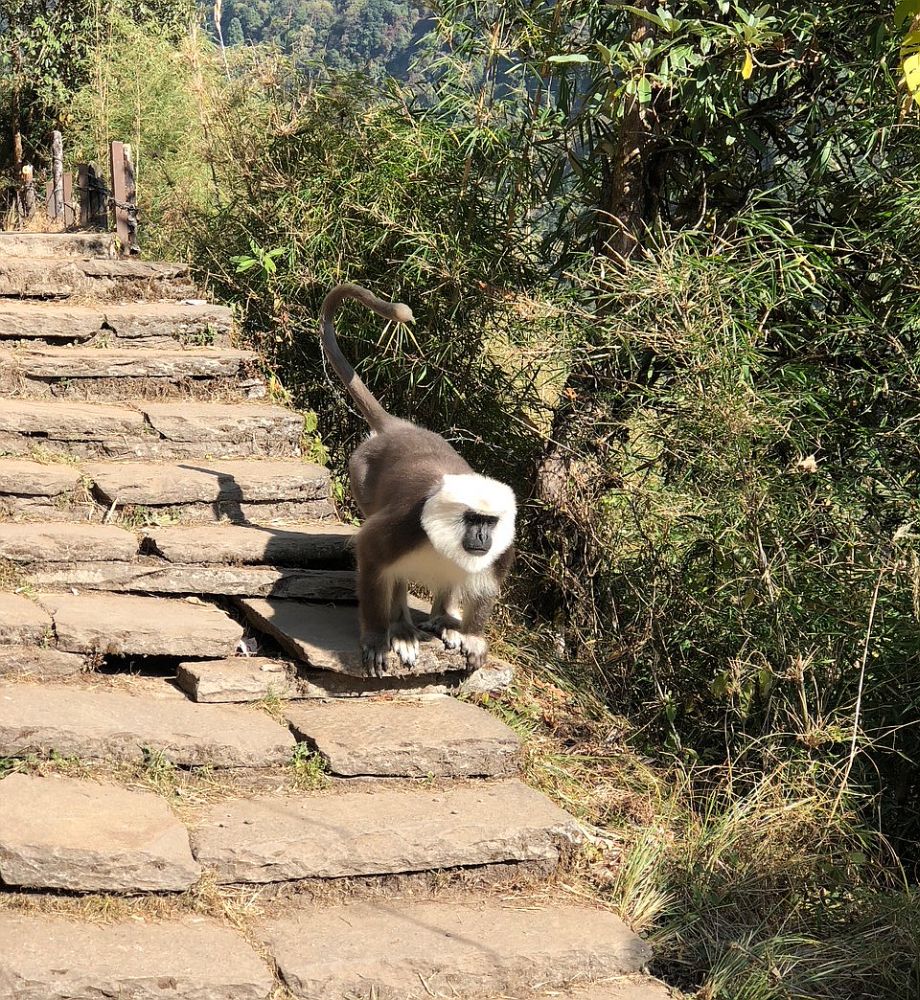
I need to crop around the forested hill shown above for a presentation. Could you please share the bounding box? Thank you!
[212,0,427,76]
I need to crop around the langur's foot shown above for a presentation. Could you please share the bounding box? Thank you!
[459,633,489,669]
[389,621,421,667]
[361,631,390,677]
[419,614,463,650]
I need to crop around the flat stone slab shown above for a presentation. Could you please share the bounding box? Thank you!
[102,301,233,342]
[261,899,650,999]
[192,779,579,883]
[0,397,145,440]
[36,592,242,656]
[0,300,232,344]
[2,345,256,379]
[0,301,105,340]
[0,914,273,1000]
[27,562,356,600]
[0,773,200,892]
[88,458,330,505]
[0,592,52,644]
[235,598,465,677]
[0,522,138,562]
[0,257,190,299]
[176,657,499,702]
[143,401,302,443]
[0,457,82,496]
[0,644,83,677]
[146,522,355,564]
[178,657,299,702]
[0,231,115,258]
[0,682,296,767]
[285,695,520,777]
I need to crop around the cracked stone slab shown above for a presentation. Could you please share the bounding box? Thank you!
[0,457,82,496]
[0,644,83,677]
[0,397,145,440]
[192,779,580,884]
[103,302,233,343]
[0,257,190,299]
[27,562,356,600]
[0,231,115,258]
[285,695,520,777]
[0,522,138,563]
[0,681,296,767]
[0,772,200,892]
[235,598,465,677]
[1,346,256,380]
[177,657,299,702]
[261,898,650,1000]
[176,657,493,702]
[145,522,356,565]
[0,302,106,340]
[0,914,273,1000]
[0,593,52,645]
[36,592,242,656]
[87,459,331,506]
[141,401,302,443]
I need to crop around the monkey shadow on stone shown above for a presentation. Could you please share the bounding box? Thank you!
[170,465,467,680]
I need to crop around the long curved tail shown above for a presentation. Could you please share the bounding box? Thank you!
[319,283,414,433]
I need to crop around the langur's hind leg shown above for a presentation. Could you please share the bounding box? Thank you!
[356,554,392,677]
[388,578,425,668]
[419,589,463,650]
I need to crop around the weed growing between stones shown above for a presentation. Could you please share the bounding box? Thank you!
[289,744,329,791]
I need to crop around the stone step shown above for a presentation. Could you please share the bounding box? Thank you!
[0,520,355,599]
[0,458,86,520]
[192,779,579,884]
[27,560,356,600]
[235,597,465,677]
[176,656,512,703]
[0,345,262,399]
[261,898,649,999]
[0,592,53,644]
[145,522,355,564]
[0,255,194,300]
[0,300,233,346]
[85,459,334,523]
[0,914,273,999]
[284,695,520,777]
[32,591,243,656]
[0,681,295,767]
[0,772,200,892]
[0,398,303,459]
[0,521,138,562]
[0,231,116,258]
[0,644,84,678]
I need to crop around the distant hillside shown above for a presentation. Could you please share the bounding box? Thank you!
[213,0,427,78]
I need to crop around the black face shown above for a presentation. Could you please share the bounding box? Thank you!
[462,511,499,555]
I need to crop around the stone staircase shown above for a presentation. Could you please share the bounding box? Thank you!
[0,232,671,1000]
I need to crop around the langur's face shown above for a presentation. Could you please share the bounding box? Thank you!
[461,511,499,555]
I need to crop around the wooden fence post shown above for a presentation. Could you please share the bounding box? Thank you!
[123,143,138,250]
[109,141,130,253]
[50,130,64,222]
[19,165,35,222]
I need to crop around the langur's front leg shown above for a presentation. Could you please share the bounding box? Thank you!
[419,589,463,651]
[457,591,497,669]
[388,578,426,668]
[356,557,392,677]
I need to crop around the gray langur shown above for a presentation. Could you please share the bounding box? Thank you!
[320,283,516,674]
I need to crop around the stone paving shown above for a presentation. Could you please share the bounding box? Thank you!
[0,233,672,999]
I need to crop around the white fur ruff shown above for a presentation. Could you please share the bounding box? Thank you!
[420,473,516,575]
